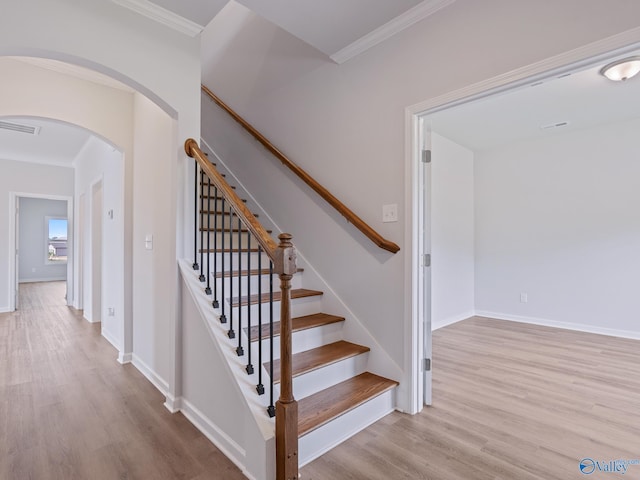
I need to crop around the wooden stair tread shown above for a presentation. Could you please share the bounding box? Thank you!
[200,195,247,202]
[265,340,369,384]
[200,210,259,217]
[247,313,343,342]
[199,227,273,234]
[298,372,398,437]
[216,267,303,279]
[199,248,261,253]
[230,288,322,307]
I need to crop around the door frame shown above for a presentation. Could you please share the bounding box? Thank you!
[9,192,74,311]
[403,29,640,412]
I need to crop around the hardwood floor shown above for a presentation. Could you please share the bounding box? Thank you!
[0,282,245,480]
[302,316,640,480]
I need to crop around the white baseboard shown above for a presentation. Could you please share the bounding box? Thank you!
[83,314,99,324]
[0,306,10,313]
[19,277,66,283]
[179,398,249,476]
[131,354,170,395]
[118,352,133,364]
[476,310,640,340]
[432,311,475,331]
[164,393,181,413]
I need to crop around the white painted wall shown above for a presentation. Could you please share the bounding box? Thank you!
[475,117,640,337]
[1,0,200,397]
[18,197,69,283]
[75,137,124,349]
[201,0,640,409]
[431,133,474,330]
[132,93,179,391]
[0,158,73,312]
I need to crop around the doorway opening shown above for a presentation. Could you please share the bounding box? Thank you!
[11,194,73,311]
[407,39,640,410]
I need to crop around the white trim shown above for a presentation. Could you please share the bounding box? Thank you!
[330,0,455,64]
[111,0,204,37]
[0,306,10,313]
[110,0,204,37]
[131,353,170,395]
[83,314,99,324]
[118,352,133,364]
[18,277,67,283]
[432,311,474,331]
[404,27,640,416]
[476,311,640,341]
[407,27,640,116]
[178,398,251,477]
[164,393,181,414]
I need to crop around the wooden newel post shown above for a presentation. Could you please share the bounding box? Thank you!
[275,233,299,480]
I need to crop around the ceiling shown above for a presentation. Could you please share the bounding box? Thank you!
[0,117,91,167]
[428,50,640,151]
[112,0,454,62]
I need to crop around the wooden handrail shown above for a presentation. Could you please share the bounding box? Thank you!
[185,138,278,261]
[201,85,401,254]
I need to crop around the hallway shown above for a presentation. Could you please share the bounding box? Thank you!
[0,282,245,480]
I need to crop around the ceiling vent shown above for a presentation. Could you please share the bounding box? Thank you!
[0,120,41,135]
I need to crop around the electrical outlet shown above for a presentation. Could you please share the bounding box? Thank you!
[520,293,528,303]
[382,204,398,223]
[108,307,115,316]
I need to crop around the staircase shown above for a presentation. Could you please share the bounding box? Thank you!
[195,168,398,469]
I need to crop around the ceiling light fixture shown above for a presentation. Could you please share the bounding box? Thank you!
[600,56,640,81]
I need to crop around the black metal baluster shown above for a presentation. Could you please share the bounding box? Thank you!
[192,163,199,270]
[256,246,264,395]
[219,198,227,324]
[205,178,212,295]
[228,203,235,339]
[212,186,219,308]
[199,172,205,282]
[246,232,253,373]
[267,259,275,418]
[236,214,243,356]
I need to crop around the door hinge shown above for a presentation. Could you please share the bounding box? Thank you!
[423,358,431,371]
[421,254,431,267]
[421,149,431,163]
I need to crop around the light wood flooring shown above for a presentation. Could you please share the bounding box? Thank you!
[0,281,245,480]
[302,316,640,480]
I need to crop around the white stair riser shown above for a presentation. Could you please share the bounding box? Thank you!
[298,389,396,467]
[205,252,271,270]
[291,353,368,400]
[253,322,344,361]
[222,297,323,326]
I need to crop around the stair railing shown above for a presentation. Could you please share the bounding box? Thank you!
[202,85,401,254]
[185,138,299,480]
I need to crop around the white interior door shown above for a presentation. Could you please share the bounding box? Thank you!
[420,117,433,405]
[14,197,20,310]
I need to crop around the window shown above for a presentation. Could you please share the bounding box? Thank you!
[46,217,68,264]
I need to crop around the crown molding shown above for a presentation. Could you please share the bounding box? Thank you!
[111,0,204,37]
[330,0,456,64]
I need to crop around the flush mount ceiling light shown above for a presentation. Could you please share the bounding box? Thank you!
[600,56,640,81]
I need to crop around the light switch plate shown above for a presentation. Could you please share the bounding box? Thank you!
[382,204,398,223]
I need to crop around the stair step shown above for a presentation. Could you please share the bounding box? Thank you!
[247,313,344,342]
[265,340,369,384]
[230,288,322,307]
[217,267,303,279]
[200,195,247,202]
[200,210,259,217]
[199,227,273,234]
[298,372,398,437]
[199,248,261,253]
